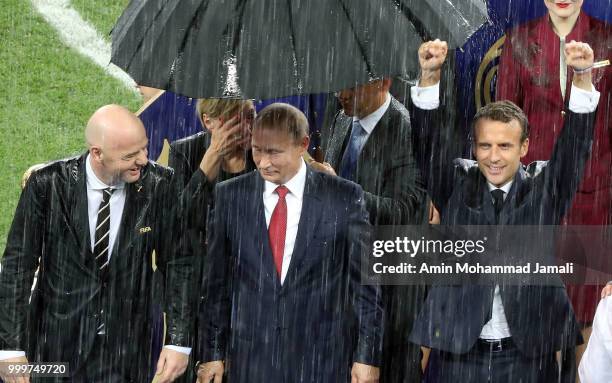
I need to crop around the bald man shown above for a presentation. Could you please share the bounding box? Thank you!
[0,105,191,383]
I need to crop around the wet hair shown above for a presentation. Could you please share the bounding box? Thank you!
[253,103,309,143]
[472,100,529,143]
[196,98,254,127]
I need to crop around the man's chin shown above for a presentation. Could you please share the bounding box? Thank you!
[485,175,511,188]
[122,170,141,183]
[258,171,280,184]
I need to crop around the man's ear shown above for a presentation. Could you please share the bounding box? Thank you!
[300,136,310,153]
[520,138,529,158]
[382,78,392,91]
[90,146,103,162]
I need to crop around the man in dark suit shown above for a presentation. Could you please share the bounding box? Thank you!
[0,105,191,383]
[196,103,383,383]
[314,78,427,382]
[408,40,599,382]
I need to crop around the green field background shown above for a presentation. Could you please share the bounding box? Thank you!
[0,0,138,252]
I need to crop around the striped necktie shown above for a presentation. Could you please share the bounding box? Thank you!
[94,188,114,271]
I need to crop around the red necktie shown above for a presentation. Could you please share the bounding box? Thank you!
[269,185,289,278]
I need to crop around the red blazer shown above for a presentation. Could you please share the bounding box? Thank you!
[496,12,612,225]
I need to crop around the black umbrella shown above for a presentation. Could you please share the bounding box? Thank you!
[398,0,488,49]
[111,0,487,99]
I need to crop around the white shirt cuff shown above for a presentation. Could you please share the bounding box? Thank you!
[410,82,440,110]
[0,350,26,360]
[164,345,192,355]
[569,84,600,113]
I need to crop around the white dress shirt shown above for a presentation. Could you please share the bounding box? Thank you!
[579,297,612,383]
[479,181,513,340]
[263,159,307,285]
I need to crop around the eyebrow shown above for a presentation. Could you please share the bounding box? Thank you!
[123,141,148,158]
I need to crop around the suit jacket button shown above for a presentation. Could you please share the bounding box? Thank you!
[561,110,566,116]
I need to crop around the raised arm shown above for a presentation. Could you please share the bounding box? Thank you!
[409,40,466,212]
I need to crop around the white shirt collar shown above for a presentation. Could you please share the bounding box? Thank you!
[263,158,307,200]
[86,154,125,191]
[352,93,391,134]
[487,179,513,195]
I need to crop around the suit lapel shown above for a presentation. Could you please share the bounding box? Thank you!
[326,115,352,170]
[109,172,152,269]
[282,168,323,287]
[463,171,496,225]
[67,155,93,259]
[247,173,281,288]
[500,170,527,224]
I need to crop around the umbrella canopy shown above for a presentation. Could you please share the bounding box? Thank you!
[111,0,487,99]
[398,0,488,48]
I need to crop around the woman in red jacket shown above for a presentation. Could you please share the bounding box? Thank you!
[496,0,612,355]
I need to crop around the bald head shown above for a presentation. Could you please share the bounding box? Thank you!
[86,104,144,149]
[86,104,149,185]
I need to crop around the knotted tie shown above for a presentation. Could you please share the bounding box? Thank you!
[269,185,289,278]
[491,189,505,223]
[339,120,368,181]
[94,188,114,271]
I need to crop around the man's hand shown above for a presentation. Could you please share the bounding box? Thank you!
[351,362,379,383]
[0,356,30,383]
[196,360,224,383]
[418,39,448,87]
[153,348,189,383]
[565,40,594,91]
[307,159,337,176]
[428,202,441,225]
[601,282,612,299]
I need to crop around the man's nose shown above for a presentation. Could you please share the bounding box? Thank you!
[258,154,271,169]
[490,147,501,162]
[136,150,148,166]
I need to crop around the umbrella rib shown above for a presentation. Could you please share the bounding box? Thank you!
[337,0,374,79]
[284,0,302,91]
[168,1,213,88]
[396,0,434,42]
[227,0,248,56]
[118,1,168,71]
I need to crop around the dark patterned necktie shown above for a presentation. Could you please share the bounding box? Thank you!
[94,188,114,271]
[491,189,505,223]
[339,120,368,181]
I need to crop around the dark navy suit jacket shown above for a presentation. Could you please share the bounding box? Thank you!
[200,167,383,383]
[408,102,596,357]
